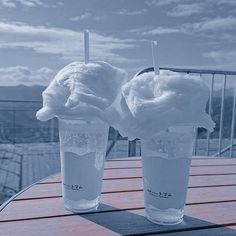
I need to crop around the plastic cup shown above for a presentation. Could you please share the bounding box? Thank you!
[141,126,195,225]
[58,117,109,213]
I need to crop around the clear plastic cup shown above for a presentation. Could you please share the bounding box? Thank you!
[58,117,109,213]
[141,126,195,225]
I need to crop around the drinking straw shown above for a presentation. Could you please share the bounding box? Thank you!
[152,41,159,75]
[84,30,89,64]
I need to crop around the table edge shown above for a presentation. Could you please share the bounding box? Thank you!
[0,172,60,212]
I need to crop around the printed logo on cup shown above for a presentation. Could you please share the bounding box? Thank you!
[147,189,172,199]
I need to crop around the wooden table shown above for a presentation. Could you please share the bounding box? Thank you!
[1,157,236,235]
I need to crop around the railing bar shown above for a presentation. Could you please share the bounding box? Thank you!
[218,74,227,155]
[165,68,236,76]
[207,74,214,156]
[193,128,198,156]
[193,73,202,155]
[128,140,136,157]
[50,118,55,142]
[0,100,42,103]
[230,78,236,158]
[19,155,23,191]
[106,129,119,157]
[137,67,236,76]
[193,110,197,154]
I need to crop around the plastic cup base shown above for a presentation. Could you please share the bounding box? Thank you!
[65,204,99,213]
[146,214,183,225]
[145,207,184,225]
[64,197,100,213]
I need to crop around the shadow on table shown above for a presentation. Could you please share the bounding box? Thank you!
[79,204,236,235]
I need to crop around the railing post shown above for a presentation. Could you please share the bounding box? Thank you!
[13,109,16,144]
[218,74,227,155]
[230,78,236,158]
[106,128,118,158]
[193,73,202,155]
[19,154,23,191]
[128,140,136,157]
[207,74,214,156]
[50,118,55,142]
[193,128,198,156]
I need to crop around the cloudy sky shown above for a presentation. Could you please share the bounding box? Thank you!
[0,0,236,86]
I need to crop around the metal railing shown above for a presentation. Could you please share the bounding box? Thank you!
[0,100,57,143]
[0,66,236,157]
[0,147,23,204]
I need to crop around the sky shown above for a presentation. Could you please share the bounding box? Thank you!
[0,0,236,86]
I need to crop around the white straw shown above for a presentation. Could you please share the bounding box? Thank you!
[152,41,159,75]
[84,30,89,64]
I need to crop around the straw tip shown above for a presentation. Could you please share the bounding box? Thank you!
[153,41,157,46]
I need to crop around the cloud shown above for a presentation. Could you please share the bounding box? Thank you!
[184,16,236,32]
[0,0,43,8]
[0,65,55,86]
[70,11,103,21]
[128,25,182,36]
[0,21,142,67]
[114,8,147,16]
[146,0,181,7]
[130,15,236,39]
[203,51,226,63]
[204,50,236,63]
[0,0,15,7]
[167,3,205,17]
[202,50,236,78]
[127,26,153,34]
[70,12,92,21]
[215,0,236,6]
[0,0,62,8]
[141,26,181,35]
[147,0,236,8]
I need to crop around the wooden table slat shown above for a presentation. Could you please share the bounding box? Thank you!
[0,214,119,236]
[40,164,236,184]
[1,157,236,235]
[105,157,236,168]
[1,204,236,236]
[1,184,236,222]
[12,174,236,201]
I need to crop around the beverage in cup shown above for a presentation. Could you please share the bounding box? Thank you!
[59,117,109,212]
[141,126,195,225]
